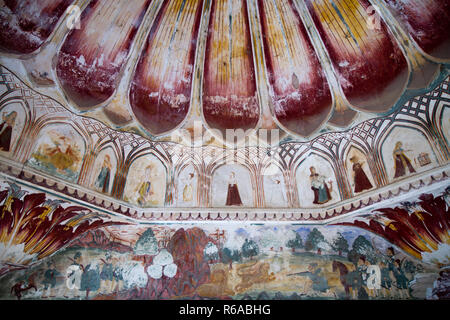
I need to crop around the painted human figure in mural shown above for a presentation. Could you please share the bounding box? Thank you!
[392,259,410,299]
[350,156,373,193]
[297,263,329,293]
[393,142,416,178]
[365,259,381,298]
[266,175,286,206]
[32,129,82,178]
[0,111,17,152]
[42,260,61,298]
[225,171,243,206]
[137,164,155,206]
[64,252,84,299]
[309,166,332,204]
[80,259,100,299]
[356,256,369,299]
[379,260,392,298]
[100,253,114,294]
[95,154,112,194]
[113,259,124,293]
[346,263,361,299]
[183,173,194,203]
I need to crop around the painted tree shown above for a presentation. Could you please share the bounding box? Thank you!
[241,238,259,260]
[221,247,242,267]
[348,235,378,264]
[332,232,349,256]
[286,232,303,252]
[134,228,158,256]
[304,228,325,254]
[204,242,219,263]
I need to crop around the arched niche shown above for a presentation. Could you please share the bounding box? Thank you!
[381,126,438,182]
[90,146,118,195]
[295,153,340,207]
[263,164,288,208]
[345,146,375,195]
[211,163,254,207]
[176,164,197,207]
[0,101,27,156]
[123,154,167,207]
[26,123,86,183]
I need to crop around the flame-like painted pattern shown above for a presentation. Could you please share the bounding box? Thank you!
[0,0,74,54]
[203,0,260,132]
[0,186,126,277]
[383,0,450,60]
[305,0,408,112]
[258,0,332,137]
[130,0,204,135]
[56,0,151,109]
[336,193,450,261]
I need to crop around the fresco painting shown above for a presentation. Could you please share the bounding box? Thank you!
[0,0,449,302]
[91,148,117,195]
[381,127,437,182]
[26,125,85,183]
[123,155,166,207]
[0,103,25,155]
[263,166,288,208]
[0,185,448,300]
[176,165,197,207]
[442,106,450,145]
[296,154,339,207]
[345,148,375,195]
[211,164,253,207]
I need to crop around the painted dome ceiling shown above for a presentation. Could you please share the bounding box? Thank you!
[1,0,449,145]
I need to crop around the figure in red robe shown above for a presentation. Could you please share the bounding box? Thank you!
[0,111,17,152]
[350,156,373,193]
[225,172,243,206]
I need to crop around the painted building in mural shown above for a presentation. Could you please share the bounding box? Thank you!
[0,0,449,300]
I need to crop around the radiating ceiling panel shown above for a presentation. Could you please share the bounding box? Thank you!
[383,0,450,60]
[258,0,332,137]
[305,0,409,113]
[56,0,152,109]
[130,0,204,136]
[203,0,260,133]
[0,0,74,54]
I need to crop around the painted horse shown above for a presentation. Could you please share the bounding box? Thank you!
[332,260,350,298]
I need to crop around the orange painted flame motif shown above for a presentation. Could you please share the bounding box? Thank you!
[335,191,450,262]
[0,185,127,277]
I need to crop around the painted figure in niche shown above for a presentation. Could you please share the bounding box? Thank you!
[30,129,82,179]
[42,260,62,298]
[136,164,155,206]
[226,171,243,206]
[95,155,112,194]
[0,111,17,152]
[309,166,332,204]
[266,175,286,206]
[350,156,373,193]
[183,173,194,202]
[393,142,416,178]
